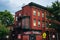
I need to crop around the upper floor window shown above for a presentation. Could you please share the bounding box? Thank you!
[38,20,40,27]
[33,10,36,16]
[33,19,36,26]
[22,19,25,27]
[42,22,44,28]
[16,17,18,21]
[42,13,44,17]
[19,14,21,16]
[18,22,21,26]
[38,12,40,16]
[46,23,48,27]
[25,18,30,27]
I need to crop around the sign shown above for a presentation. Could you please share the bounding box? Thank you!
[42,32,47,39]
[24,32,31,34]
[32,31,41,34]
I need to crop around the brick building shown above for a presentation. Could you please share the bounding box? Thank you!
[13,2,58,40]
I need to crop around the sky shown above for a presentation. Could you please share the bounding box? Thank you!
[0,0,60,15]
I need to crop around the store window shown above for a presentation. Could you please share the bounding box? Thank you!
[33,19,36,26]
[38,20,40,27]
[33,10,36,16]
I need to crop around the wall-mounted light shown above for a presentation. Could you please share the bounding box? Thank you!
[49,23,51,25]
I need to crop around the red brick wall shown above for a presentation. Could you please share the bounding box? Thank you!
[36,35,42,40]
[15,5,47,30]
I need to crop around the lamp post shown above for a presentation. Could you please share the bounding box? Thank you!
[6,35,9,40]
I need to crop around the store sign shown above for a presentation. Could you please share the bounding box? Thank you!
[24,32,31,34]
[32,31,40,34]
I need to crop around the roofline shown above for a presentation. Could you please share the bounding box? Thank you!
[28,2,47,10]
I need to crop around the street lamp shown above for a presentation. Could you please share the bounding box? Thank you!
[6,35,9,40]
[49,23,51,25]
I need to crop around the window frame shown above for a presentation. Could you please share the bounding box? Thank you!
[33,10,36,16]
[42,12,44,18]
[42,22,45,28]
[38,20,40,27]
[33,19,36,26]
[38,11,40,16]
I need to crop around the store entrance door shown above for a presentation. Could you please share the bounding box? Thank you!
[29,34,36,40]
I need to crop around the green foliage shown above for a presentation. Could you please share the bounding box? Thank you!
[0,10,13,38]
[47,1,60,21]
[0,24,10,37]
[47,1,60,30]
[0,10,14,26]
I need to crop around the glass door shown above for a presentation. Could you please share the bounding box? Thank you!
[29,34,36,40]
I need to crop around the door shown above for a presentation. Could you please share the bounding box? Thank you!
[36,35,42,40]
[23,35,29,40]
[29,34,36,40]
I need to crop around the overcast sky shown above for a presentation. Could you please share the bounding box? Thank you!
[0,0,60,15]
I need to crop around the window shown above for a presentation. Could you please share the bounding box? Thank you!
[42,13,44,17]
[46,23,48,27]
[22,18,30,29]
[38,20,40,27]
[33,19,36,26]
[19,14,21,16]
[16,17,18,21]
[42,22,44,28]
[18,22,21,26]
[22,19,25,28]
[33,10,36,16]
[38,12,40,16]
[25,18,30,28]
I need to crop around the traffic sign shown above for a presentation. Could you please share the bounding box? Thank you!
[42,32,47,39]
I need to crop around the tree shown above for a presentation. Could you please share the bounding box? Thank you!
[0,23,10,39]
[47,1,60,21]
[47,1,60,30]
[0,10,14,27]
